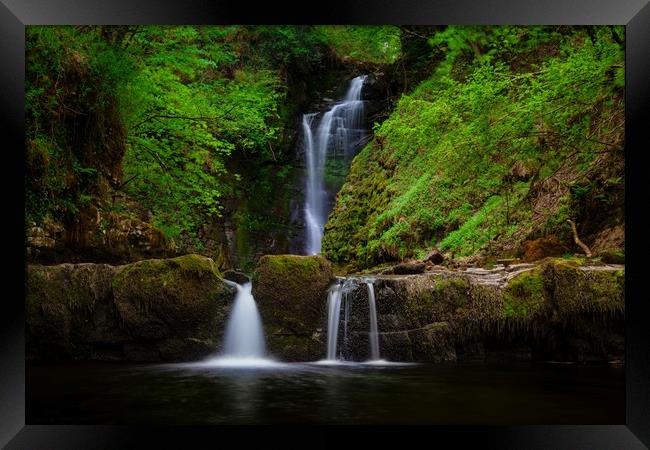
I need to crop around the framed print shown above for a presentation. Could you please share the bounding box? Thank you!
[1,0,649,447]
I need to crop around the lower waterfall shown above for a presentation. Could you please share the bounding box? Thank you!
[324,277,384,362]
[366,281,380,361]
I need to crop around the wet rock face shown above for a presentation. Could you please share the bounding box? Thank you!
[384,262,427,275]
[26,254,236,362]
[26,212,176,265]
[112,255,234,344]
[252,255,335,361]
[26,254,624,364]
[222,270,250,285]
[26,263,122,360]
[328,259,624,363]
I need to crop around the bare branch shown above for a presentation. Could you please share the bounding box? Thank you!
[567,219,592,257]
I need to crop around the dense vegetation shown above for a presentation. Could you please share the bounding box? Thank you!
[26,25,401,260]
[322,26,624,270]
[26,25,624,272]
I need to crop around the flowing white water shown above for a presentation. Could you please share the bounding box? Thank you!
[325,281,344,360]
[366,281,380,361]
[302,113,323,255]
[223,281,266,358]
[323,277,386,362]
[303,75,367,255]
[200,281,275,368]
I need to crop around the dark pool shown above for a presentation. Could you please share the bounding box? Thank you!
[26,360,624,425]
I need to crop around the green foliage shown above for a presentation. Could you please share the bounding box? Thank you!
[439,196,504,255]
[25,26,135,223]
[323,26,624,269]
[118,26,293,241]
[315,26,402,64]
[26,25,405,250]
[26,25,624,268]
[245,26,326,68]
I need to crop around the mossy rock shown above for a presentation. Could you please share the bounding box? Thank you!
[542,258,624,316]
[408,322,456,362]
[252,254,334,341]
[26,263,116,314]
[26,263,121,359]
[112,254,234,342]
[320,258,624,363]
[375,274,473,329]
[598,249,625,265]
[27,255,237,361]
[503,269,546,319]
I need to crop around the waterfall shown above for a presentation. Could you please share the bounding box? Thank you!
[222,281,266,359]
[323,277,384,362]
[366,281,380,361]
[303,75,367,255]
[303,113,322,255]
[196,281,285,368]
[325,281,344,360]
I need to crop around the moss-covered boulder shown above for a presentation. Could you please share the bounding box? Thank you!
[26,263,121,360]
[252,254,334,360]
[541,258,624,316]
[26,254,236,362]
[112,255,232,341]
[503,268,546,319]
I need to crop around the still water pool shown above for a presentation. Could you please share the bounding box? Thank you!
[27,361,624,424]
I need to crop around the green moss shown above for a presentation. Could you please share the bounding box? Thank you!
[545,259,624,315]
[25,266,49,313]
[26,264,115,316]
[252,254,334,336]
[399,275,471,325]
[503,269,546,319]
[322,27,624,269]
[114,254,219,287]
[259,255,325,280]
[614,270,624,290]
[112,254,223,316]
[554,256,589,267]
[173,254,221,276]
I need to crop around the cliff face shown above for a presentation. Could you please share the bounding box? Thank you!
[213,67,397,272]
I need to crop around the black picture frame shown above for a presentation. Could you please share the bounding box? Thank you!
[2,0,649,447]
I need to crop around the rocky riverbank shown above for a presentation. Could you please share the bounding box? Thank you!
[341,259,624,363]
[25,254,624,364]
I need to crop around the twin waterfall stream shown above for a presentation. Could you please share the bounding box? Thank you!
[326,278,382,362]
[211,75,384,366]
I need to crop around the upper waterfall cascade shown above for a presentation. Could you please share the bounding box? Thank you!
[303,75,368,255]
